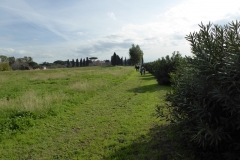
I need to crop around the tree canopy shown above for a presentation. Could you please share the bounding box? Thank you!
[89,57,98,60]
[129,44,143,65]
[0,55,8,62]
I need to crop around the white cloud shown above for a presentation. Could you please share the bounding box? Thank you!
[106,0,240,58]
[0,0,72,41]
[0,48,15,54]
[1,0,240,63]
[157,0,240,29]
[0,48,35,58]
[107,12,116,20]
[76,32,83,36]
[36,54,54,58]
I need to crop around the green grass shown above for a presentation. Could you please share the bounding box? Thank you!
[0,66,196,160]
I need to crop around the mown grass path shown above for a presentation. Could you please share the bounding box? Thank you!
[0,68,170,160]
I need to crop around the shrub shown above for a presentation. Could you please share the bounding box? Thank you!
[0,63,12,71]
[144,52,182,85]
[163,21,240,159]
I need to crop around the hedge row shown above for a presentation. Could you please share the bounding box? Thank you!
[144,52,183,85]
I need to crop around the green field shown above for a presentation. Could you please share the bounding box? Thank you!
[0,66,195,160]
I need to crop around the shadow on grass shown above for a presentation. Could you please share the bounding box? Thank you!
[140,76,156,81]
[127,73,170,93]
[105,124,197,160]
[127,83,170,93]
[136,72,153,77]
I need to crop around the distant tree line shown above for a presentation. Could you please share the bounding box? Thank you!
[50,57,93,68]
[65,57,90,67]
[111,52,123,65]
[0,55,39,71]
[111,52,131,66]
[0,50,134,71]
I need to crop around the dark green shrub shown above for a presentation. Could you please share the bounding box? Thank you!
[144,52,182,85]
[8,111,36,130]
[0,111,37,141]
[164,21,240,159]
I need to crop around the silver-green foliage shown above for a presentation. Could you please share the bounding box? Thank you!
[166,21,240,159]
[129,44,143,65]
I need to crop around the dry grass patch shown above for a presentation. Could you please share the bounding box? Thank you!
[0,75,9,83]
[29,71,68,81]
[69,79,109,93]
[69,81,92,92]
[0,90,67,112]
[104,67,127,76]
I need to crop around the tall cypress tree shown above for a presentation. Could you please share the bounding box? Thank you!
[111,52,117,65]
[76,58,79,67]
[117,55,120,65]
[86,57,89,66]
[67,59,70,67]
[80,58,83,67]
[71,59,75,67]
[111,55,114,65]
[83,58,86,66]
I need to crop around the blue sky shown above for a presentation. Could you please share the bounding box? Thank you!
[0,0,240,63]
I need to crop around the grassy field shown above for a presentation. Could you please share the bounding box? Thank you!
[0,66,195,160]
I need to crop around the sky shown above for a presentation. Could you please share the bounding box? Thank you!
[0,0,240,64]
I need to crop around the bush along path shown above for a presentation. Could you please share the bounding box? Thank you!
[0,67,192,160]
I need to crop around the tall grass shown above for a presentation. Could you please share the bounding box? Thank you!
[0,66,130,109]
[0,66,133,140]
[0,66,197,159]
[0,90,67,112]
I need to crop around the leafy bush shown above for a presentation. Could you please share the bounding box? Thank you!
[144,52,182,85]
[8,111,36,130]
[163,21,240,159]
[0,63,12,71]
[0,111,37,141]
[28,61,40,69]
